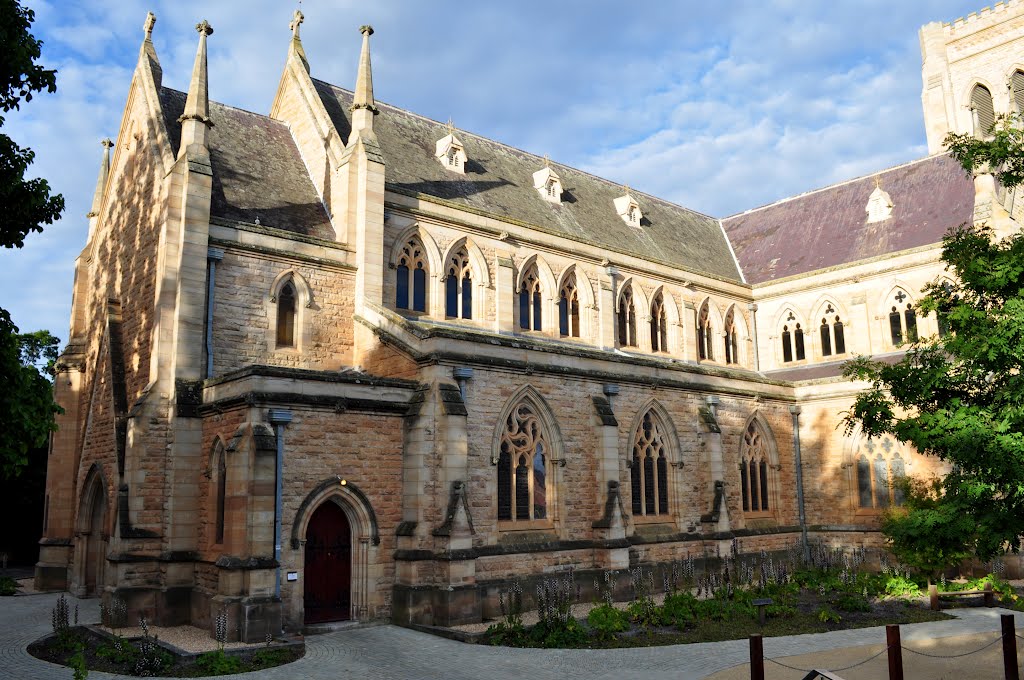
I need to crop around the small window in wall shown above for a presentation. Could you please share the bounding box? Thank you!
[818,304,846,357]
[276,282,296,348]
[518,268,543,331]
[396,238,428,313]
[697,302,713,361]
[1013,70,1024,115]
[887,291,916,345]
[558,275,580,338]
[650,293,668,352]
[779,312,805,362]
[445,248,473,319]
[724,307,739,365]
[618,286,637,347]
[971,83,995,137]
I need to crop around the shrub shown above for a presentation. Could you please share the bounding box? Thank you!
[196,648,242,675]
[661,591,698,627]
[0,576,19,596]
[884,574,922,598]
[132,616,171,677]
[69,643,89,680]
[817,606,841,624]
[96,636,138,666]
[833,592,872,613]
[586,604,629,639]
[529,617,588,648]
[252,647,293,668]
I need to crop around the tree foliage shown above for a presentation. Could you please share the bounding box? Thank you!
[0,1,63,479]
[0,0,64,247]
[843,121,1024,560]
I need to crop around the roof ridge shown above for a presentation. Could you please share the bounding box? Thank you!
[310,78,719,222]
[721,152,956,221]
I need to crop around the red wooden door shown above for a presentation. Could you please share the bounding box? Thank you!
[303,502,352,623]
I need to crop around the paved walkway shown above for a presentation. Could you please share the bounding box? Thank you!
[2,591,1022,679]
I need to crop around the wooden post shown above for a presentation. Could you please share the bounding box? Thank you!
[985,581,996,608]
[1002,614,1020,680]
[929,583,939,611]
[886,624,904,680]
[749,634,764,680]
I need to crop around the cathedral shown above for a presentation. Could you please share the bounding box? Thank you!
[35,4,1024,640]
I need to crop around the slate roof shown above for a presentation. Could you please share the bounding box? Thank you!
[159,88,335,240]
[312,80,743,282]
[721,154,974,284]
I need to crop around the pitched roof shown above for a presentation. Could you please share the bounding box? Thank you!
[721,154,974,284]
[312,80,743,282]
[159,87,334,240]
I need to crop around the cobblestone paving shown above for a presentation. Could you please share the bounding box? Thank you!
[3,592,1022,679]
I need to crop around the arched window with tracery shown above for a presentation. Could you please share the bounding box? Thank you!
[887,290,917,345]
[650,293,668,352]
[276,281,296,348]
[971,83,995,137]
[724,307,739,365]
[558,275,580,338]
[818,303,846,357]
[630,410,670,517]
[212,441,226,545]
[855,436,907,510]
[740,420,772,514]
[936,280,955,338]
[497,401,550,522]
[1013,70,1024,115]
[779,311,805,363]
[518,267,543,331]
[696,302,713,360]
[396,238,428,313]
[445,247,473,319]
[618,286,637,347]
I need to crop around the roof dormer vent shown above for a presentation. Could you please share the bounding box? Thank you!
[865,177,893,223]
[532,156,562,204]
[613,187,642,226]
[435,119,467,174]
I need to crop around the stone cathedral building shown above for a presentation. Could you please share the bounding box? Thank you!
[35,5,1024,640]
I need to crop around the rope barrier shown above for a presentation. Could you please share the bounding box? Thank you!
[901,634,1003,659]
[764,644,893,673]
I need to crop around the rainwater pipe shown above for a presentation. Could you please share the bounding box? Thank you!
[789,405,809,562]
[268,409,293,606]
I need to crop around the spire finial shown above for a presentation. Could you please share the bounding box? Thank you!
[874,176,881,189]
[350,24,379,131]
[543,154,550,168]
[446,117,455,135]
[290,9,304,38]
[87,139,115,221]
[143,11,156,40]
[177,19,214,155]
[623,184,631,196]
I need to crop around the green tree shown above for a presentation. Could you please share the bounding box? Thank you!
[0,0,63,479]
[844,114,1024,560]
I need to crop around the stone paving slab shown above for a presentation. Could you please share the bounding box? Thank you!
[2,592,1022,679]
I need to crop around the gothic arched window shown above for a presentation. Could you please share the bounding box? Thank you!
[740,421,772,514]
[817,304,846,357]
[856,438,907,509]
[396,238,428,313]
[650,293,668,352]
[887,291,916,345]
[276,282,296,348]
[630,410,670,517]
[971,83,995,137]
[558,275,580,338]
[518,267,543,331]
[779,312,805,362]
[697,302,713,360]
[1013,70,1024,115]
[497,401,550,521]
[445,247,473,319]
[724,307,739,365]
[618,286,637,347]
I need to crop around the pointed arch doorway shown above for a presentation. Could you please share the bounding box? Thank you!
[303,502,352,624]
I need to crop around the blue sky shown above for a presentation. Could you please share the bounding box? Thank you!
[1,0,986,341]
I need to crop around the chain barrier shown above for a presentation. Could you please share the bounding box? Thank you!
[901,634,1003,659]
[764,644,893,673]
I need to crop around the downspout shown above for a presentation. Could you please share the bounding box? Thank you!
[268,409,293,611]
[790,405,809,562]
[204,248,223,378]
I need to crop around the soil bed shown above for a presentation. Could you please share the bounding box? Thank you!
[29,626,304,677]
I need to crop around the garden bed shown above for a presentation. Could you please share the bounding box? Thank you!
[465,548,1022,649]
[29,623,304,677]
